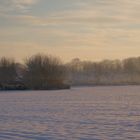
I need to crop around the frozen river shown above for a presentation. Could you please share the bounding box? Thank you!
[0,86,140,140]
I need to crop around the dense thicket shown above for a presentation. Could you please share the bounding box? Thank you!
[0,55,140,90]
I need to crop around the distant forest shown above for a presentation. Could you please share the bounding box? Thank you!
[0,54,140,90]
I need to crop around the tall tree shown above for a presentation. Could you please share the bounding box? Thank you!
[23,54,66,89]
[0,57,17,84]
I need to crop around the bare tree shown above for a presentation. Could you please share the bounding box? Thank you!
[0,57,17,85]
[23,54,67,89]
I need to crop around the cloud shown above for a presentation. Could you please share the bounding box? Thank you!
[11,0,39,10]
[0,0,140,61]
[0,0,39,13]
[1,0,140,28]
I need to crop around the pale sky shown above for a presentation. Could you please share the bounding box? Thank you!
[0,0,140,62]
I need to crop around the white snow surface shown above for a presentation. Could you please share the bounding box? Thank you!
[0,86,140,140]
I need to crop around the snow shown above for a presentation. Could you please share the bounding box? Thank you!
[0,86,140,139]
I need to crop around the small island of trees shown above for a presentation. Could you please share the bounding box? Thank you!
[0,54,69,90]
[0,54,140,90]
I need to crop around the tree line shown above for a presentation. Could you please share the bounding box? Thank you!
[0,54,68,90]
[67,57,140,85]
[0,54,140,90]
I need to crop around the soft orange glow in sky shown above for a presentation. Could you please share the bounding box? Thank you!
[0,0,140,62]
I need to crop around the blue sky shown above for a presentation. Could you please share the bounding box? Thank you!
[0,0,140,62]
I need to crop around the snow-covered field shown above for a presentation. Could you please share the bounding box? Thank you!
[0,86,140,140]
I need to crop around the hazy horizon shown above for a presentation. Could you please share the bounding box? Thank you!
[0,0,140,62]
